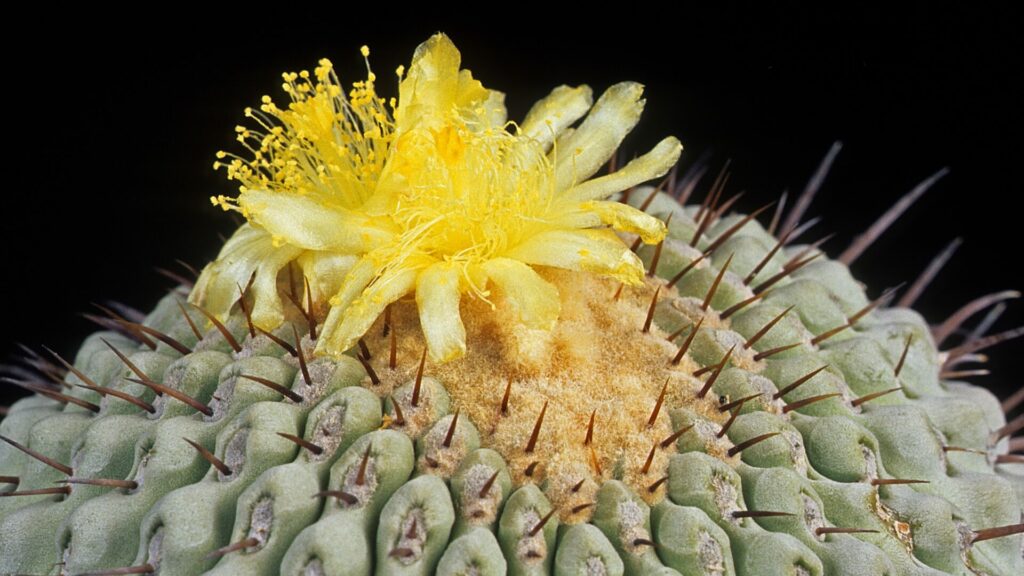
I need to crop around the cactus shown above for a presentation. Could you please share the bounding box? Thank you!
[2,33,1022,576]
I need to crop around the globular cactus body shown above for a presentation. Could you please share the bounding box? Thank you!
[2,33,1022,576]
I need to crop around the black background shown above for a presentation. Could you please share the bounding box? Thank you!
[2,8,1020,413]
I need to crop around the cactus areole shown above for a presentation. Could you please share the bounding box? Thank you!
[1,33,1022,576]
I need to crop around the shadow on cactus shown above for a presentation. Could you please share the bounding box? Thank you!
[1,32,1022,576]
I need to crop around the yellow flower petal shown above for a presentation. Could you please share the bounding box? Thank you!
[456,70,490,116]
[481,258,561,331]
[295,251,357,305]
[239,191,393,252]
[520,85,593,151]
[564,136,682,202]
[553,82,646,192]
[416,263,467,362]
[318,256,379,350]
[505,229,645,285]
[573,200,667,245]
[395,33,488,133]
[316,262,420,357]
[479,90,508,129]
[190,225,302,326]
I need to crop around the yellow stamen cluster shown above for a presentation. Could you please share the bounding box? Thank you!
[211,55,392,212]
[191,33,682,362]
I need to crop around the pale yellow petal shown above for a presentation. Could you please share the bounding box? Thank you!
[564,137,682,201]
[295,251,358,305]
[505,229,645,285]
[250,257,304,329]
[478,90,508,129]
[239,191,393,252]
[520,85,593,151]
[416,263,467,362]
[189,224,302,327]
[397,34,461,129]
[316,264,420,357]
[481,258,561,331]
[395,33,487,133]
[318,256,379,351]
[555,127,575,150]
[569,201,667,245]
[456,70,490,115]
[553,82,645,192]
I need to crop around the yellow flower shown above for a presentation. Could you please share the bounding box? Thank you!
[192,33,682,362]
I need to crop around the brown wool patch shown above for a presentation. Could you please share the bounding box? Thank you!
[360,269,732,517]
